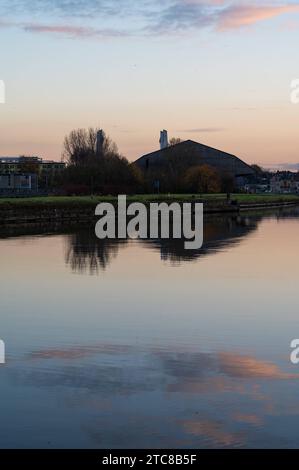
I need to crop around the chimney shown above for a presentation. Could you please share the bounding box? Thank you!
[96,129,104,157]
[159,129,169,150]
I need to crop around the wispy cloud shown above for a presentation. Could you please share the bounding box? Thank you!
[266,162,299,171]
[180,127,226,133]
[146,2,213,34]
[149,1,299,34]
[0,1,298,39]
[23,23,129,39]
[217,4,299,30]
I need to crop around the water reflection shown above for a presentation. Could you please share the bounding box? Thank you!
[1,207,299,448]
[142,214,257,263]
[64,214,258,273]
[1,207,298,274]
[5,341,299,448]
[63,208,299,272]
[65,232,126,273]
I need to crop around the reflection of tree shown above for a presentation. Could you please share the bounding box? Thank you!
[65,229,127,274]
[1,207,296,274]
[64,214,258,272]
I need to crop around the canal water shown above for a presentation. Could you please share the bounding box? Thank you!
[0,208,299,448]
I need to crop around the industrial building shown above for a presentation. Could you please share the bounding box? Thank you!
[0,156,65,176]
[0,156,65,195]
[135,130,255,188]
[0,173,38,195]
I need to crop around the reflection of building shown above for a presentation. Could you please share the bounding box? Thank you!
[64,214,258,273]
[141,214,258,264]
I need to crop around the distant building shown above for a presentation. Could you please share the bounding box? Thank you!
[135,131,255,188]
[0,156,65,195]
[0,173,38,195]
[270,174,299,194]
[0,156,65,177]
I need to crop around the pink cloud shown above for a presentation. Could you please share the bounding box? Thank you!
[218,352,299,379]
[23,23,127,38]
[0,19,128,39]
[182,419,243,446]
[217,4,299,30]
[24,24,97,37]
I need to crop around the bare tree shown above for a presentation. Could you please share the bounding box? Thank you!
[169,137,182,146]
[62,127,143,194]
[62,127,119,166]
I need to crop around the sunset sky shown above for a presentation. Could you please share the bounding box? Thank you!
[0,0,299,167]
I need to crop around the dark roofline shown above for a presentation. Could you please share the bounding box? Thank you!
[135,139,254,174]
[136,139,189,161]
[137,139,243,160]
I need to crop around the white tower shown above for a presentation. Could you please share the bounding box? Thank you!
[159,130,169,150]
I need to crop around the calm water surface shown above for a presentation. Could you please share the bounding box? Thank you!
[0,209,299,448]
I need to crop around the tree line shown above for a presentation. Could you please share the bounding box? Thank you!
[59,126,236,195]
[61,127,143,195]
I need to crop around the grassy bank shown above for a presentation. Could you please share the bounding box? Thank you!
[0,193,299,206]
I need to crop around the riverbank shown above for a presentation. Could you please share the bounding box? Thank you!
[0,194,298,225]
[1,193,299,206]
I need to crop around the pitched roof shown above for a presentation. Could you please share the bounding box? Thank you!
[135,139,255,177]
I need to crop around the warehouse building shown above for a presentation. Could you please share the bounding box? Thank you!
[135,130,255,188]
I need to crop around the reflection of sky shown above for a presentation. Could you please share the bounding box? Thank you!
[2,342,299,448]
[1,1,299,165]
[0,211,299,447]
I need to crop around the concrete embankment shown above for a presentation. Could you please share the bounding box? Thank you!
[0,198,298,226]
[239,201,298,211]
